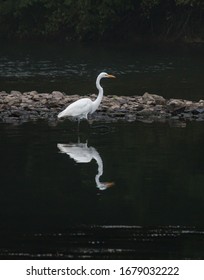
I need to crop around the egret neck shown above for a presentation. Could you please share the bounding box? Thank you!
[91,74,104,113]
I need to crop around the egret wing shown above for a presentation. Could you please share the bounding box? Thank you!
[58,98,92,118]
[57,144,93,163]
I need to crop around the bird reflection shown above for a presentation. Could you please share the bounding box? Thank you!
[57,142,114,190]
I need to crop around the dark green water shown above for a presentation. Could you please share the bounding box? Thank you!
[1,42,204,100]
[0,120,204,259]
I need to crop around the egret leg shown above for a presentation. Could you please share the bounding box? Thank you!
[77,118,80,133]
[88,119,93,125]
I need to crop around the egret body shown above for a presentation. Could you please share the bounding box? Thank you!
[57,72,115,121]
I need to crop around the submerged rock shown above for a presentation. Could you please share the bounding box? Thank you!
[0,90,204,124]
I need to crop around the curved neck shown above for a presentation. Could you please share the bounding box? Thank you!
[92,76,103,113]
[93,149,103,186]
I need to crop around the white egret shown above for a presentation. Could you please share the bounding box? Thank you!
[57,72,116,122]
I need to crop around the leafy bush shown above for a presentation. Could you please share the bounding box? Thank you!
[0,0,204,42]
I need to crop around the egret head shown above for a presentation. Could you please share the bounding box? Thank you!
[97,181,115,191]
[99,72,116,79]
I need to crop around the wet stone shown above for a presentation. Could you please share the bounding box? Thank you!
[10,110,25,117]
[167,99,186,110]
[142,92,155,103]
[137,107,154,116]
[52,91,64,100]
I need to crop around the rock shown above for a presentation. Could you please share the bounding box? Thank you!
[137,107,154,116]
[172,106,186,115]
[117,96,128,105]
[40,93,51,99]
[22,96,32,103]
[191,108,204,115]
[110,103,120,110]
[121,103,128,109]
[167,99,185,107]
[29,90,38,96]
[52,91,64,100]
[186,101,193,106]
[142,92,166,106]
[20,102,29,109]
[4,95,22,106]
[142,92,155,104]
[167,99,186,112]
[151,94,166,105]
[10,109,25,117]
[154,104,163,111]
[0,91,7,96]
[135,104,144,111]
[41,98,47,105]
[10,90,22,96]
[31,93,40,101]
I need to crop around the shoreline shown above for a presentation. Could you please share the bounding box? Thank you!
[1,91,204,125]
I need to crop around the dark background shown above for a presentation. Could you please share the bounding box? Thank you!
[1,0,204,43]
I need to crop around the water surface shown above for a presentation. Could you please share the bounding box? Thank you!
[0,120,204,259]
[1,42,204,101]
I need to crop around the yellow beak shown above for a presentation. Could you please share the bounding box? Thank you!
[104,182,115,188]
[107,74,116,78]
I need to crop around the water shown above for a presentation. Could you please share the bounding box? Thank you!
[0,120,204,259]
[0,42,204,259]
[1,42,204,100]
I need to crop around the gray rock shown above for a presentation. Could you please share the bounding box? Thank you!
[167,99,186,114]
[137,107,154,116]
[29,90,38,96]
[41,98,47,105]
[32,93,40,101]
[151,94,166,105]
[142,92,155,104]
[142,92,166,106]
[10,90,22,96]
[52,91,64,100]
[10,109,26,117]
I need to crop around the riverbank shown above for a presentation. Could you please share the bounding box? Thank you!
[1,91,204,125]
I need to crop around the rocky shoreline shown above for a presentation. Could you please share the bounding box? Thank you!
[1,90,204,125]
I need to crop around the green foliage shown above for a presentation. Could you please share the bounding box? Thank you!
[0,0,204,42]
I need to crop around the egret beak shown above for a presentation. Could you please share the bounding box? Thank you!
[104,182,115,188]
[97,181,115,191]
[107,74,116,78]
